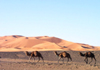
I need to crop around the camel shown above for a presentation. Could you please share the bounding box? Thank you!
[54,51,72,63]
[24,51,44,63]
[79,51,96,64]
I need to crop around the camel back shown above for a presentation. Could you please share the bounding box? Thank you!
[88,52,91,55]
[62,52,66,57]
[59,52,66,57]
[34,51,38,56]
[31,51,40,57]
[86,52,94,57]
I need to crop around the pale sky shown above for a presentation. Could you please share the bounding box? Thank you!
[0,0,100,46]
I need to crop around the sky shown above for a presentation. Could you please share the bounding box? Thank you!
[0,0,100,46]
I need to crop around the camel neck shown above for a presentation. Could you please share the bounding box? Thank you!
[54,52,59,56]
[80,52,85,57]
[25,51,31,56]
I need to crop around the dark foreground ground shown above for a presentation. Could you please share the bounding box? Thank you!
[0,51,100,70]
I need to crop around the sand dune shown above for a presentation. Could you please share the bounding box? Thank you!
[0,35,99,51]
[31,42,70,51]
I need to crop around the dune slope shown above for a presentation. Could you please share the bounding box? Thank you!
[0,35,99,51]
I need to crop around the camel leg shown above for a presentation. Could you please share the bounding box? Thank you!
[40,56,44,63]
[94,57,96,64]
[67,58,69,62]
[29,56,32,62]
[33,57,35,62]
[84,58,88,64]
[86,58,88,64]
[62,58,64,63]
[58,57,61,63]
[66,58,69,64]
[37,57,40,62]
[39,56,44,64]
[84,58,86,63]
[89,58,93,64]
[87,58,88,64]
[69,57,72,61]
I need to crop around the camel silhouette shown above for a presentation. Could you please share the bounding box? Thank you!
[24,51,44,63]
[79,51,96,64]
[54,51,72,63]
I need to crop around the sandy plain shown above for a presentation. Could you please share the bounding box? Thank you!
[0,51,100,70]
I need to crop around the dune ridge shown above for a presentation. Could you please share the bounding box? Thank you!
[0,35,99,51]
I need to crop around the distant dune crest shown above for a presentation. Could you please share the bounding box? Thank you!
[0,35,99,51]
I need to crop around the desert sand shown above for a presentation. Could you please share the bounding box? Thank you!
[0,35,100,70]
[0,51,100,70]
[0,35,100,51]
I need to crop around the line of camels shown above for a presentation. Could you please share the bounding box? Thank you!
[24,51,96,64]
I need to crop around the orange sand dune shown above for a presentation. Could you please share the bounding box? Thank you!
[32,42,70,50]
[2,37,47,48]
[39,36,74,46]
[0,35,99,51]
[0,35,23,45]
[0,35,23,40]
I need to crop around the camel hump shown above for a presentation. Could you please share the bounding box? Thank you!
[31,51,38,56]
[88,52,91,54]
[34,51,38,56]
[63,52,66,57]
[88,51,92,55]
[85,51,93,56]
[60,52,66,57]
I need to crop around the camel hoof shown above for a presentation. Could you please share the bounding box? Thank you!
[86,63,88,64]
